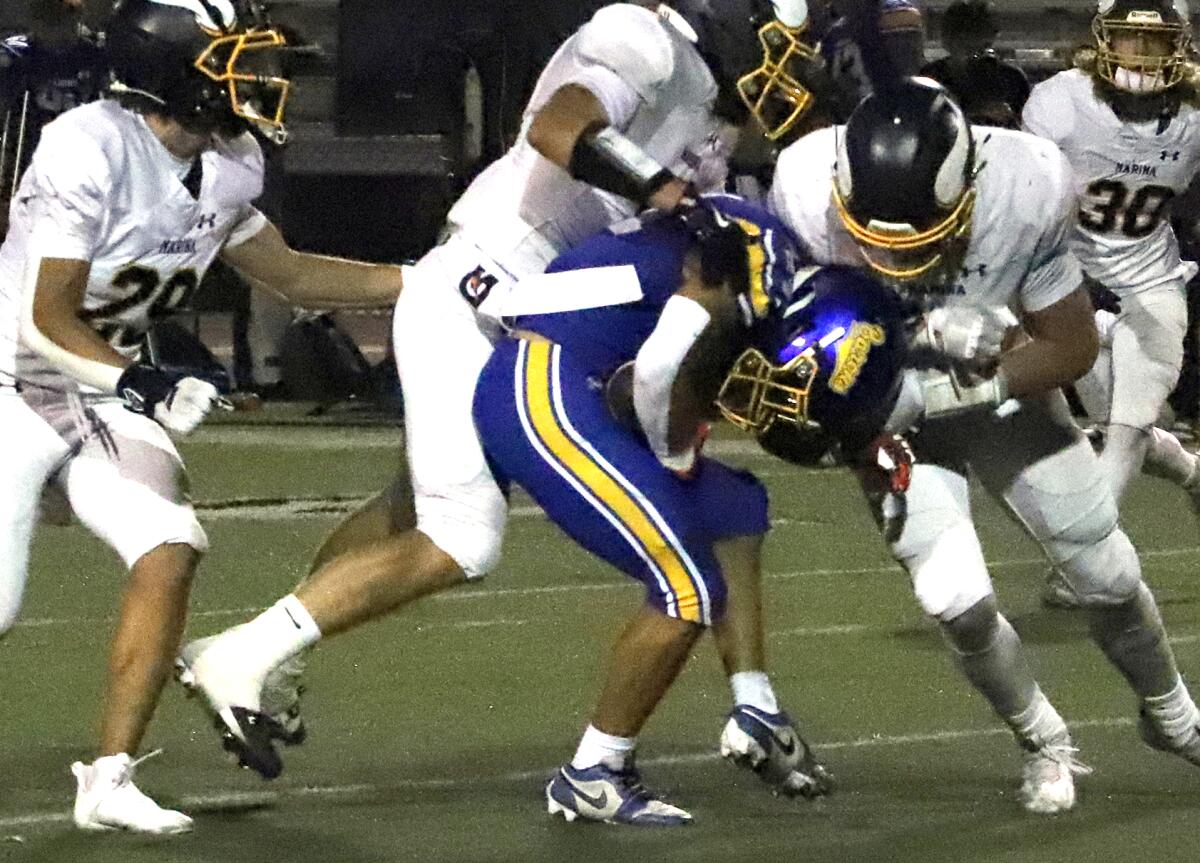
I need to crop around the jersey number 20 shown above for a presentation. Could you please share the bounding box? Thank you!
[80,265,199,349]
[1078,180,1174,238]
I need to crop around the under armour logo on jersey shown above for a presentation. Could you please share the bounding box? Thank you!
[1161,150,1181,161]
[960,263,987,279]
[458,265,498,309]
[196,213,218,231]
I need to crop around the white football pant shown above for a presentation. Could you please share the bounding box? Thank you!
[393,235,509,579]
[0,387,207,634]
[882,392,1141,621]
[1074,283,1187,502]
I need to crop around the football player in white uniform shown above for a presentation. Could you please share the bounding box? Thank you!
[1,0,402,833]
[1023,0,1200,604]
[769,77,1200,813]
[179,0,834,802]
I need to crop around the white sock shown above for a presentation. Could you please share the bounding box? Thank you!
[730,670,780,714]
[571,725,635,771]
[1144,427,1200,488]
[235,595,322,674]
[1007,686,1070,749]
[1143,676,1200,742]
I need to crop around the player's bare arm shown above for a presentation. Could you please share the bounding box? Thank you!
[23,256,130,391]
[220,221,403,310]
[1000,286,1100,398]
[527,83,689,213]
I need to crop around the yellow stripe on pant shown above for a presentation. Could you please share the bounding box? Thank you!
[521,340,704,624]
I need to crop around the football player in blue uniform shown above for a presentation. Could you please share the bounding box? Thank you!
[472,196,834,825]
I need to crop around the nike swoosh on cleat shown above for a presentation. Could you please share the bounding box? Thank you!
[563,775,609,811]
[283,608,303,630]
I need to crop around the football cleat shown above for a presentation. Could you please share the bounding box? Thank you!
[1138,705,1200,767]
[1018,741,1091,815]
[545,762,693,827]
[719,705,835,798]
[178,635,308,746]
[71,751,192,834]
[1040,568,1083,610]
[174,634,284,779]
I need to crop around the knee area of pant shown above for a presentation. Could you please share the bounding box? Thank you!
[418,518,503,580]
[939,595,1002,655]
[902,522,991,619]
[1057,528,1142,607]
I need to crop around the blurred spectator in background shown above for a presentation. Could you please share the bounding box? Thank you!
[820,0,926,104]
[1,0,105,238]
[921,0,1030,128]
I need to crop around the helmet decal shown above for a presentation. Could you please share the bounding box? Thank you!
[152,0,236,33]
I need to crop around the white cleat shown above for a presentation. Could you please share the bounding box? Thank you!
[1019,742,1091,815]
[1138,705,1200,767]
[178,635,308,745]
[175,629,284,779]
[71,751,192,835]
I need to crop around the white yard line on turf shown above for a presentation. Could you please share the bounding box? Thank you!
[0,716,1138,830]
[14,546,1200,631]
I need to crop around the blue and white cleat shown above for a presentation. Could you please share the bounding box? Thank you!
[546,762,693,827]
[719,705,835,798]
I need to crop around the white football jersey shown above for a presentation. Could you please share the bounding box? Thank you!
[445,2,728,281]
[1023,68,1200,294]
[0,100,266,392]
[768,125,1082,315]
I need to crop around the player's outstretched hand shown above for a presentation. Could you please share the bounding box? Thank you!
[117,364,224,435]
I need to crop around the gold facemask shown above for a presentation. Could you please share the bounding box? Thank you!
[195,27,291,142]
[717,346,818,433]
[832,184,976,284]
[1093,10,1191,92]
[736,20,819,141]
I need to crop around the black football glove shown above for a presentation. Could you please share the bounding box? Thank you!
[116,364,226,434]
[1084,276,1122,315]
[679,203,753,296]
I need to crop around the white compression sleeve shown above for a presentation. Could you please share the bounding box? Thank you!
[19,254,124,393]
[633,294,711,466]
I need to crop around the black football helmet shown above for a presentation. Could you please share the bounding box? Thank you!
[1092,0,1192,93]
[717,265,908,453]
[106,0,290,142]
[667,0,819,139]
[832,77,976,290]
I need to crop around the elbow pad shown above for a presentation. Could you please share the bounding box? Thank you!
[568,122,674,206]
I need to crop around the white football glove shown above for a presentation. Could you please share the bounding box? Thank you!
[154,377,221,434]
[885,368,1011,433]
[922,305,1018,364]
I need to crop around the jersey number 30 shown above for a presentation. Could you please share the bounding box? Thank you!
[1078,180,1174,238]
[80,265,199,349]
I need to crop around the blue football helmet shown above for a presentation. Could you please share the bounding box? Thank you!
[717,265,908,452]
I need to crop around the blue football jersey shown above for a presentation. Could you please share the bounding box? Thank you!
[515,195,805,376]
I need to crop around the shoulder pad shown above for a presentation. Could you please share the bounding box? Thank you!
[576,4,676,100]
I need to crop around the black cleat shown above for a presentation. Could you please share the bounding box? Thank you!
[216,707,285,780]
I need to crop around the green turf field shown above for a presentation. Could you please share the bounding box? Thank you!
[4,420,1200,863]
